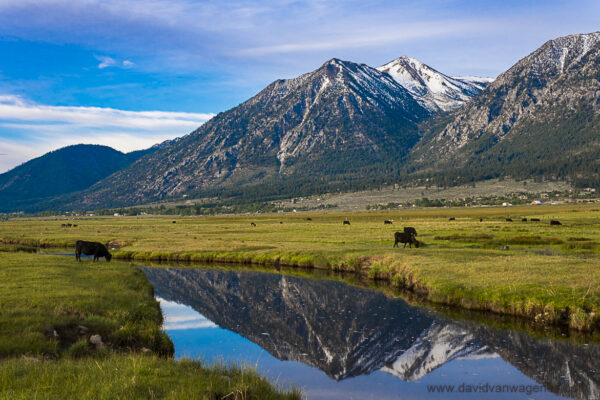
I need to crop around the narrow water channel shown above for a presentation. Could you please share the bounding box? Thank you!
[139,265,599,400]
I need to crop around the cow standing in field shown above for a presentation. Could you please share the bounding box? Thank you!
[403,227,417,236]
[384,220,393,225]
[394,232,419,248]
[343,220,351,225]
[550,220,562,226]
[75,240,112,262]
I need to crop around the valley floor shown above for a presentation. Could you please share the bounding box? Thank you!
[1,203,599,334]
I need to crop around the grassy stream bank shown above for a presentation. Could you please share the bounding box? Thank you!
[0,252,299,399]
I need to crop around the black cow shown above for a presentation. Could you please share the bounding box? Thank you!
[250,222,256,227]
[506,218,513,222]
[550,220,562,226]
[449,217,455,221]
[522,218,527,222]
[479,218,483,222]
[394,232,419,248]
[75,240,112,262]
[172,221,176,224]
[531,218,540,222]
[306,217,312,221]
[403,226,417,236]
[384,220,393,225]
[343,220,351,225]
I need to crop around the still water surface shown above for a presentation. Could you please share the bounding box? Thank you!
[140,265,599,400]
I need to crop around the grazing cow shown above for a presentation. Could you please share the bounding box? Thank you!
[75,240,112,262]
[403,227,418,236]
[343,220,351,225]
[550,220,562,226]
[172,221,176,224]
[522,218,527,222]
[394,232,419,248]
[506,218,513,222]
[61,224,66,228]
[479,218,483,222]
[449,217,455,221]
[250,222,256,227]
[306,217,312,221]
[531,218,540,222]
[384,220,393,225]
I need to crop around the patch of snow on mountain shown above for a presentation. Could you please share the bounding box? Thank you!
[377,56,489,112]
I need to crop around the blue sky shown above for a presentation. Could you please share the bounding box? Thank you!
[0,0,599,172]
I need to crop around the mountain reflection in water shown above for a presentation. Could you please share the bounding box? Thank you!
[141,266,599,400]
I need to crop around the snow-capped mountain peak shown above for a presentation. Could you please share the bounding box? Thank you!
[377,56,493,112]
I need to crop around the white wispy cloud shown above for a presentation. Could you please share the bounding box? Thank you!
[96,55,135,69]
[240,19,494,56]
[0,95,212,130]
[0,95,214,173]
[96,55,117,69]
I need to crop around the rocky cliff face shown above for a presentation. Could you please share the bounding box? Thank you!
[377,56,491,112]
[76,59,429,208]
[411,31,600,182]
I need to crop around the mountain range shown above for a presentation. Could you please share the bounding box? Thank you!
[1,31,598,212]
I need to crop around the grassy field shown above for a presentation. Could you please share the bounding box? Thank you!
[1,203,600,331]
[0,252,299,399]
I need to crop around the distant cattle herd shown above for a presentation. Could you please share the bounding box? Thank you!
[70,212,566,262]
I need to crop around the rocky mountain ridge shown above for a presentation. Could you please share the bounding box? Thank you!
[410,31,600,186]
[72,58,432,208]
